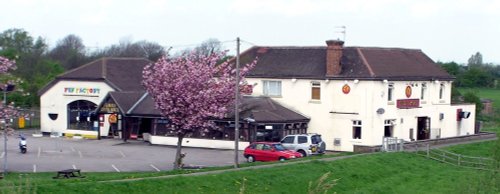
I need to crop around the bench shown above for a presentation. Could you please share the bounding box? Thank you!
[53,169,85,179]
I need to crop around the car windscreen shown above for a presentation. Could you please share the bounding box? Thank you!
[273,144,287,151]
[311,135,322,144]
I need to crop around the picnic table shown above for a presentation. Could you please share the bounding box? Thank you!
[53,169,85,179]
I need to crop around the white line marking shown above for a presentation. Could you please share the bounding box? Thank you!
[72,165,77,169]
[78,151,83,158]
[37,147,41,158]
[70,147,75,152]
[111,164,120,172]
[0,152,4,159]
[33,165,37,173]
[119,151,126,158]
[150,164,160,172]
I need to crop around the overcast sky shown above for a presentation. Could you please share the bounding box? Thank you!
[1,0,499,64]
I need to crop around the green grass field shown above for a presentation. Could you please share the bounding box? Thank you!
[1,150,497,194]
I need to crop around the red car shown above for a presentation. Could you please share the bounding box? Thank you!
[243,142,302,162]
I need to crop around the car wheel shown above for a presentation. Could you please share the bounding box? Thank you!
[247,155,255,163]
[298,150,307,157]
[279,157,286,162]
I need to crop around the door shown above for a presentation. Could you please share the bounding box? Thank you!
[417,117,430,140]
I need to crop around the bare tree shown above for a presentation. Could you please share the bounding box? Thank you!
[49,34,87,70]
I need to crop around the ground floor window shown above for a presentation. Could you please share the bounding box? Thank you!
[67,100,97,130]
[352,120,362,139]
[384,119,395,137]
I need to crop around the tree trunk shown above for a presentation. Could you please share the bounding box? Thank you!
[174,135,184,169]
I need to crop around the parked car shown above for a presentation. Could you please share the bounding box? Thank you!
[280,134,326,157]
[243,142,302,162]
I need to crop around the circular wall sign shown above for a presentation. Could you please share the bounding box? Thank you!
[108,114,118,124]
[405,86,412,98]
[342,84,350,94]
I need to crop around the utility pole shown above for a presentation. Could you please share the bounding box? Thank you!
[234,37,240,168]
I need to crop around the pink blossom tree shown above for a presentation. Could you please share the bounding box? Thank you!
[142,51,255,169]
[0,56,18,134]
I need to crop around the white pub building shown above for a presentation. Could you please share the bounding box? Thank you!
[39,40,476,152]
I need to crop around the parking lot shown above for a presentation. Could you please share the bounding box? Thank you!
[2,131,245,172]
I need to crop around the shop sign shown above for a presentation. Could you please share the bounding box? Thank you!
[64,87,100,96]
[101,102,119,113]
[405,86,412,98]
[108,114,118,124]
[342,84,350,94]
[397,99,420,109]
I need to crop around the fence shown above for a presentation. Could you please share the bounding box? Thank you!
[7,109,40,129]
[415,144,496,171]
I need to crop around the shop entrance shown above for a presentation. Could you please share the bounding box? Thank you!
[417,117,430,140]
[139,118,152,138]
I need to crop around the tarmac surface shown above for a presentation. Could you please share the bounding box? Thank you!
[2,129,245,172]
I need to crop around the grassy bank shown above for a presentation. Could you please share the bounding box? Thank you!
[1,151,496,194]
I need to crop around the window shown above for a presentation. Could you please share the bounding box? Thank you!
[388,84,394,102]
[263,80,282,96]
[420,83,426,100]
[281,136,295,144]
[311,82,321,100]
[67,100,97,130]
[384,120,395,137]
[352,120,362,139]
[439,83,445,100]
[298,136,308,144]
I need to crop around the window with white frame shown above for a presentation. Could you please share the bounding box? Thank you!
[420,83,426,100]
[352,120,362,139]
[263,80,282,96]
[439,83,445,100]
[387,84,394,102]
[311,82,321,100]
[384,119,395,137]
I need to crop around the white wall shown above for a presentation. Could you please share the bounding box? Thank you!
[246,78,475,152]
[40,80,114,134]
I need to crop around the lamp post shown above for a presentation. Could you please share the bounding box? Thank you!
[1,84,15,175]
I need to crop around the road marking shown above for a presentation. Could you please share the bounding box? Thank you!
[33,165,37,173]
[119,151,126,158]
[70,147,75,152]
[72,165,77,169]
[111,164,120,172]
[37,147,41,158]
[150,164,160,172]
[78,151,83,158]
[0,152,4,159]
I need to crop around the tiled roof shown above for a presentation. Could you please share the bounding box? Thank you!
[38,57,151,95]
[240,46,453,81]
[225,96,310,123]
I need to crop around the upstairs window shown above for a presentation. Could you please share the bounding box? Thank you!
[439,83,445,100]
[387,84,394,102]
[263,80,282,96]
[311,82,321,100]
[420,83,427,100]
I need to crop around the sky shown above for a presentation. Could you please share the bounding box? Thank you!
[1,0,499,64]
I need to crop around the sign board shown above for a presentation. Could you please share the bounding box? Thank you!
[64,87,100,97]
[101,102,119,113]
[397,99,420,109]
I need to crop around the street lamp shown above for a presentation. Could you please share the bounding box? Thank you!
[1,84,15,176]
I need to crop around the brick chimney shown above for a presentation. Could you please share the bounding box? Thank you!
[326,40,344,76]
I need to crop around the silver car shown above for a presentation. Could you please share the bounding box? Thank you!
[280,134,326,157]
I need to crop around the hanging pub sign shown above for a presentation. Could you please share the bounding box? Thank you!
[405,86,412,98]
[397,99,420,109]
[108,114,118,124]
[342,84,350,94]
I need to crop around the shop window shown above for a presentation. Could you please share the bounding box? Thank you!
[352,120,362,139]
[311,82,321,100]
[67,100,97,130]
[263,80,282,96]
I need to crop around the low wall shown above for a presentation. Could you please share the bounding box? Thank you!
[353,132,498,153]
[150,136,250,150]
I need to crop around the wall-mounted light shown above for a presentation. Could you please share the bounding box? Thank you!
[383,79,388,84]
[353,79,359,84]
[434,80,440,84]
[291,78,297,83]
[325,79,330,83]
[344,80,348,84]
